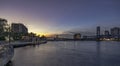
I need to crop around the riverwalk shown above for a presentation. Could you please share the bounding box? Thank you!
[0,41,47,66]
[0,41,47,48]
[11,41,47,48]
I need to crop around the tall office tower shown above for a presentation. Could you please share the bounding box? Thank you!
[96,26,100,39]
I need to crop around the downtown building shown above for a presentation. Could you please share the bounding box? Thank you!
[11,23,28,40]
[11,23,28,33]
[110,27,120,39]
[104,30,109,36]
[96,26,101,40]
[104,30,110,39]
[96,26,109,40]
[95,26,120,40]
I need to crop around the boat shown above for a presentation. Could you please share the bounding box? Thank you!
[0,44,14,66]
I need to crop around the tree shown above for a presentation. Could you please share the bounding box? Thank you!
[0,18,8,40]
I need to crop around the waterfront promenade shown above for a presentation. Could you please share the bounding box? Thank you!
[0,41,47,48]
[0,40,47,66]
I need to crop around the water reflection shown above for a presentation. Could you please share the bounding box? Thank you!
[96,42,101,66]
[5,41,120,66]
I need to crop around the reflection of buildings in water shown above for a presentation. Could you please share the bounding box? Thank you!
[63,41,78,49]
[73,41,78,49]
[63,41,67,48]
[96,42,101,66]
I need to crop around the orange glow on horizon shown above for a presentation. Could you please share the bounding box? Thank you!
[36,32,60,37]
[36,33,52,37]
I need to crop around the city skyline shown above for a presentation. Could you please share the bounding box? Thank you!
[0,0,120,35]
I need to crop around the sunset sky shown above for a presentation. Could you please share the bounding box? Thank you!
[0,0,120,35]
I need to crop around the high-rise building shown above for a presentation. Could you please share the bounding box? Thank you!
[11,23,28,40]
[104,30,109,36]
[96,26,100,39]
[111,27,120,36]
[11,23,28,33]
[104,30,110,39]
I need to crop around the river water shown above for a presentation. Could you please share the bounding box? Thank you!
[6,41,120,66]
